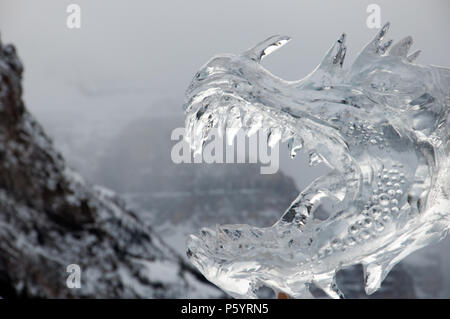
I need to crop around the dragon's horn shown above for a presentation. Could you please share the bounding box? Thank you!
[360,22,391,55]
[321,33,347,69]
[407,50,421,62]
[373,22,390,47]
[304,33,347,80]
[244,35,290,62]
[390,36,413,57]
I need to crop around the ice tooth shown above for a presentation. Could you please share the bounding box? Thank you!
[217,114,226,138]
[184,115,197,146]
[363,263,385,295]
[226,126,240,145]
[201,117,215,143]
[193,141,204,156]
[242,111,253,127]
[246,114,263,137]
[281,129,294,143]
[287,137,303,159]
[226,128,239,145]
[225,107,242,145]
[308,151,322,166]
[268,128,282,148]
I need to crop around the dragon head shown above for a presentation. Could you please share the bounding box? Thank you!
[183,23,450,298]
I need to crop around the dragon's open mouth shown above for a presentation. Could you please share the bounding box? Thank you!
[185,91,337,167]
[182,23,450,298]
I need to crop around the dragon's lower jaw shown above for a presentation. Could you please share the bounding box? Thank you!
[186,191,448,299]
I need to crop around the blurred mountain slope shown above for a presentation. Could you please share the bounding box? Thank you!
[0,38,220,298]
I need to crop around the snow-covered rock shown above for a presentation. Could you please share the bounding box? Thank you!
[0,36,220,298]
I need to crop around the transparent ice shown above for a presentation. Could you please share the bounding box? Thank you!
[182,23,450,298]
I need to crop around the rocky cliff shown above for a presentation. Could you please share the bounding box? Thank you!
[0,37,218,298]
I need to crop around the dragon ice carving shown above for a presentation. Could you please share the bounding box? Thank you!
[182,23,450,298]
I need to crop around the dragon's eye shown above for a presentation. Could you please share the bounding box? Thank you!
[195,70,207,81]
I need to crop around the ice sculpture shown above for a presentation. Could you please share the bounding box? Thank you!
[182,23,450,298]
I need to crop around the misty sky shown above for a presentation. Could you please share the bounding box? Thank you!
[0,0,449,188]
